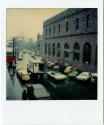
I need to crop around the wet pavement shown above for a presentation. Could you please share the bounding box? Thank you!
[6,52,97,100]
[7,53,32,100]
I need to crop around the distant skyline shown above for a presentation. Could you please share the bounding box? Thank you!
[7,8,66,41]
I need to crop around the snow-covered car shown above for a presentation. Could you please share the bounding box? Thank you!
[17,69,30,84]
[75,72,91,82]
[31,52,35,57]
[47,61,59,68]
[64,66,75,74]
[47,71,67,83]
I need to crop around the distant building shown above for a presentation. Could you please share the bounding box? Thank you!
[36,33,44,55]
[42,8,97,72]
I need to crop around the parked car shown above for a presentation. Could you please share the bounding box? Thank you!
[67,70,82,80]
[53,65,59,71]
[47,61,59,68]
[47,71,67,84]
[91,73,97,83]
[31,52,35,57]
[54,61,59,66]
[64,66,75,74]
[47,61,55,68]
[17,69,30,84]
[59,64,66,74]
[75,72,91,82]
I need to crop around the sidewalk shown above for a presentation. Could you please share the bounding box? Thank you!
[6,68,16,100]
[6,68,25,100]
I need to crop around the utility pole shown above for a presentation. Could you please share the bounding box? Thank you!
[12,37,17,85]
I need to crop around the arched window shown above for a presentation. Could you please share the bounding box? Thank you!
[86,14,91,28]
[64,43,69,58]
[57,43,61,57]
[83,42,92,64]
[45,43,47,54]
[75,18,79,30]
[64,43,69,49]
[52,43,55,56]
[66,21,69,32]
[73,43,80,61]
[48,43,51,55]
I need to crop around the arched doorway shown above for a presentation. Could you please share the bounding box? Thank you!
[57,43,61,57]
[64,43,70,65]
[83,42,92,64]
[48,43,51,55]
[52,43,55,56]
[73,42,80,61]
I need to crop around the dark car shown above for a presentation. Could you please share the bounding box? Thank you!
[67,70,82,80]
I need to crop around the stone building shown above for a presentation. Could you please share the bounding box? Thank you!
[42,8,97,72]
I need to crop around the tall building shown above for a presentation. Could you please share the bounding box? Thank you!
[36,33,43,55]
[42,8,97,72]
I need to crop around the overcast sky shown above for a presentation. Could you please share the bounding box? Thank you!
[7,8,66,41]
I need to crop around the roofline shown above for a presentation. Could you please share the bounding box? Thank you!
[43,8,97,27]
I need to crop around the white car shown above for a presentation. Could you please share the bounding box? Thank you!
[76,72,91,82]
[64,66,75,74]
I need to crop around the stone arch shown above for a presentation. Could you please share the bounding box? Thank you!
[83,42,92,64]
[57,43,61,57]
[73,42,80,61]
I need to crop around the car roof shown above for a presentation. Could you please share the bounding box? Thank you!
[17,69,28,74]
[30,59,44,64]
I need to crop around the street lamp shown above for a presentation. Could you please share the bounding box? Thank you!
[12,37,18,84]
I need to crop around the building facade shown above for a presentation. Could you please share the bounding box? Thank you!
[42,8,97,72]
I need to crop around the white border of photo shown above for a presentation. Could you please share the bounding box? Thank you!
[0,0,103,125]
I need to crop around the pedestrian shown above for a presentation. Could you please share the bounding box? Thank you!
[27,85,35,100]
[22,89,27,100]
